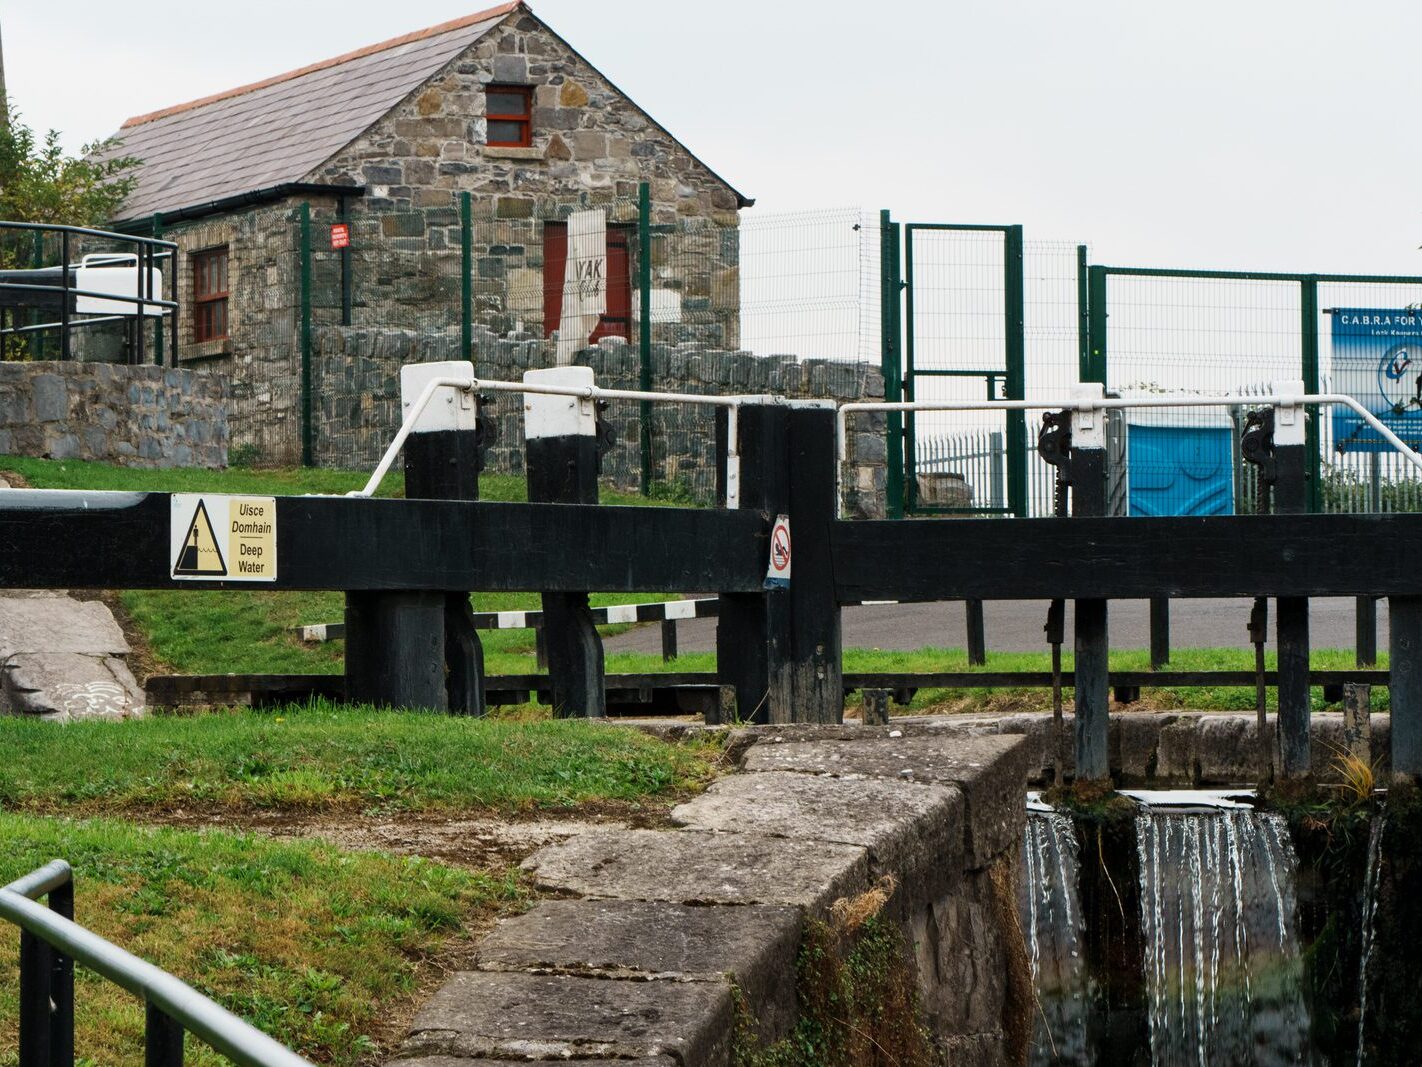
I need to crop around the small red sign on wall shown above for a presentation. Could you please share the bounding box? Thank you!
[330,223,351,250]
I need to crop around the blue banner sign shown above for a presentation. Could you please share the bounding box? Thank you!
[1330,308,1422,452]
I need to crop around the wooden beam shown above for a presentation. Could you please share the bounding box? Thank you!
[832,513,1422,601]
[0,491,767,593]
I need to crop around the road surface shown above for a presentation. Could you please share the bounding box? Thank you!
[602,597,1386,656]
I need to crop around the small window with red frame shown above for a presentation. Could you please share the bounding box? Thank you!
[192,247,229,343]
[486,85,532,147]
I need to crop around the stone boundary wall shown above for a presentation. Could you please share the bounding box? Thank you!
[312,325,889,518]
[0,362,227,469]
[391,724,1031,1066]
[913,710,1385,787]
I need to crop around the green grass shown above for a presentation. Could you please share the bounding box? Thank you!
[0,702,720,815]
[814,646,1390,714]
[0,813,525,1066]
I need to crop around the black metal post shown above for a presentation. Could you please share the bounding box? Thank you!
[49,878,73,1067]
[524,368,605,719]
[18,929,53,1067]
[145,1002,183,1067]
[1249,596,1271,777]
[59,232,70,361]
[965,598,986,666]
[716,403,793,723]
[1149,597,1170,669]
[1391,596,1422,783]
[660,619,678,662]
[1070,387,1110,781]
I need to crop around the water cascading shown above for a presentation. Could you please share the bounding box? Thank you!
[1020,801,1092,1066]
[1355,816,1384,1067]
[1135,806,1311,1067]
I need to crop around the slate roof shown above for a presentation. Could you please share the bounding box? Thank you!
[110,2,520,221]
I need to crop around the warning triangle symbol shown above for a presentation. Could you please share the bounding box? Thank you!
[173,500,227,577]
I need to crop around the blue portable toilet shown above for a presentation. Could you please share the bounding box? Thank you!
[1126,410,1234,516]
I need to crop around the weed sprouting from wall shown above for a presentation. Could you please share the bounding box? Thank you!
[733,876,937,1067]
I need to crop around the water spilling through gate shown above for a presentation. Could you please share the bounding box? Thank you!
[1021,807,1091,1066]
[1134,807,1310,1067]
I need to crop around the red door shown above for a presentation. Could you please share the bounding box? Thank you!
[542,221,632,344]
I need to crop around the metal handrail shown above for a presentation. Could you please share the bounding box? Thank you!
[349,372,807,505]
[0,860,315,1067]
[0,280,178,311]
[0,220,178,252]
[838,393,1422,473]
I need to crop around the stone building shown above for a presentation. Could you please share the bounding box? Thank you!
[108,1,751,464]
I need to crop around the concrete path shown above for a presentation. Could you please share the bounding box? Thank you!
[0,477,144,721]
[603,597,1387,656]
[0,591,146,721]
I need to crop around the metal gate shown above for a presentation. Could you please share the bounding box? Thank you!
[1085,265,1422,514]
[880,217,1028,517]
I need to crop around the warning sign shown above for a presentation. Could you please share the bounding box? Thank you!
[764,514,791,590]
[330,223,351,250]
[171,495,277,582]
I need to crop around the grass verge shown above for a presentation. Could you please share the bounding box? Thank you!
[1,456,672,677]
[602,646,1390,714]
[0,702,720,816]
[0,813,525,1066]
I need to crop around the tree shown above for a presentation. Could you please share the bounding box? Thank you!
[0,102,138,228]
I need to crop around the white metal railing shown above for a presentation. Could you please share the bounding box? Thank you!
[355,370,1422,516]
[837,391,1422,515]
[352,374,793,507]
[838,394,1422,469]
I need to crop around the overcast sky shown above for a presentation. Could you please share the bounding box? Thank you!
[5,0,1421,275]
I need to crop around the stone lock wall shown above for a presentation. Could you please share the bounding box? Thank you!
[394,724,1032,1066]
[0,361,227,468]
[310,324,889,517]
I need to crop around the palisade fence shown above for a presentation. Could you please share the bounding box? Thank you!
[902,248,1422,518]
[214,190,1422,517]
[298,190,881,497]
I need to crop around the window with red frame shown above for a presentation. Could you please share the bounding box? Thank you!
[486,85,532,147]
[192,247,229,343]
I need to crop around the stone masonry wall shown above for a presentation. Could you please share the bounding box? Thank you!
[394,724,1031,1066]
[311,324,889,517]
[926,709,1394,788]
[0,361,227,468]
[306,7,743,350]
[165,196,342,466]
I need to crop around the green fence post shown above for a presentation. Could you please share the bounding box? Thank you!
[638,181,653,495]
[1300,275,1322,512]
[1004,224,1027,517]
[903,223,918,513]
[1086,265,1108,385]
[1077,244,1090,382]
[460,191,473,361]
[299,203,313,468]
[879,210,904,520]
[151,214,165,366]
